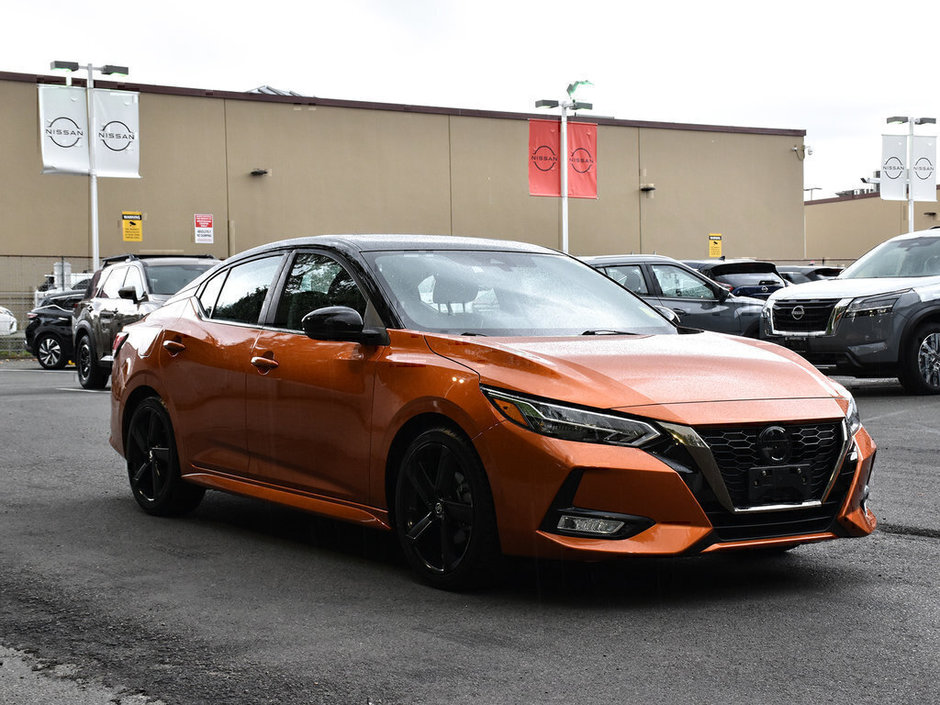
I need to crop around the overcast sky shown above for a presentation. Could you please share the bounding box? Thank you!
[4,0,939,199]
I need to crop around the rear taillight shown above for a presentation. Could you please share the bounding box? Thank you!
[112,331,129,356]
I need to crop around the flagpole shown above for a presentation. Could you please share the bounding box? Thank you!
[560,102,569,254]
[85,64,100,271]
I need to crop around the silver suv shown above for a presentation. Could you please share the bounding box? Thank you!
[762,229,940,394]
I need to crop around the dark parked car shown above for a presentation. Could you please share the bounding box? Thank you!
[777,265,843,285]
[583,254,764,337]
[73,254,219,389]
[763,229,940,394]
[683,259,788,299]
[24,292,84,369]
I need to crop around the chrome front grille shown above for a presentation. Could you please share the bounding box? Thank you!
[696,422,844,509]
[771,298,840,333]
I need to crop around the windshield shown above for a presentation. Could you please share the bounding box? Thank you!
[365,250,676,336]
[841,235,940,278]
[145,262,217,296]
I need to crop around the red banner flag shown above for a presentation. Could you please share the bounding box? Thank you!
[528,119,597,199]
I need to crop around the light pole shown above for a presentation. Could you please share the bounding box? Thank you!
[51,61,129,271]
[886,115,936,233]
[535,82,592,254]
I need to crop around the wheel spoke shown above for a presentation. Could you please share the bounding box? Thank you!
[405,512,435,542]
[440,517,458,569]
[406,460,436,509]
[131,459,150,487]
[434,447,457,495]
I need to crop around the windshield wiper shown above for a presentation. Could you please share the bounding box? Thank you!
[460,331,488,336]
[581,329,635,336]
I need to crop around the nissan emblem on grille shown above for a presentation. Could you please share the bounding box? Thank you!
[791,305,805,320]
[757,426,791,464]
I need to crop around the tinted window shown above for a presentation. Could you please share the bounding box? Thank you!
[211,256,282,325]
[651,265,714,299]
[604,265,649,294]
[198,269,227,317]
[100,266,128,299]
[145,262,217,296]
[274,252,367,331]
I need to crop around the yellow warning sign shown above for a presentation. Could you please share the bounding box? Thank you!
[122,211,142,242]
[708,233,722,258]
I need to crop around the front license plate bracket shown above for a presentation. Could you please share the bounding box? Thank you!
[747,464,812,505]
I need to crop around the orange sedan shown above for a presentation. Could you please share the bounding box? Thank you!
[110,235,876,589]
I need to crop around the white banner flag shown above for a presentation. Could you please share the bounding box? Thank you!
[38,85,140,178]
[92,89,140,178]
[911,135,937,202]
[881,135,907,201]
[38,85,89,174]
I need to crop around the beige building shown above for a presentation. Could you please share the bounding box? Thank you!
[1,69,809,324]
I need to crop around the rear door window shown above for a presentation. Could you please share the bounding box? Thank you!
[210,256,283,325]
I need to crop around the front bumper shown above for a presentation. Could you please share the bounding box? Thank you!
[476,409,876,560]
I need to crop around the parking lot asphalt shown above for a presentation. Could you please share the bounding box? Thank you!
[0,358,937,705]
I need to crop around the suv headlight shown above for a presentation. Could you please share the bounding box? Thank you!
[845,392,861,436]
[844,291,908,320]
[482,386,660,447]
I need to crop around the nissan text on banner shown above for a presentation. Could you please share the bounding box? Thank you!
[911,135,937,202]
[528,119,597,198]
[880,134,908,201]
[38,85,140,178]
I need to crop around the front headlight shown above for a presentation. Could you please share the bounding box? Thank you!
[481,386,660,447]
[844,291,908,320]
[845,392,861,436]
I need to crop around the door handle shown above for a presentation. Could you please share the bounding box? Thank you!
[250,356,279,372]
[162,340,186,355]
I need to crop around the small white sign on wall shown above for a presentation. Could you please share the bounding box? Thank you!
[194,213,214,244]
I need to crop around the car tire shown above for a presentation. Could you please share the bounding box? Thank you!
[36,333,68,370]
[125,397,205,516]
[76,334,108,389]
[393,426,501,590]
[899,322,940,395]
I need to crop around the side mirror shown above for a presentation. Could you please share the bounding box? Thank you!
[301,306,389,346]
[118,286,141,304]
[654,306,680,324]
[713,286,730,302]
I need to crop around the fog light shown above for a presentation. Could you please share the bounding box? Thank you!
[557,515,625,536]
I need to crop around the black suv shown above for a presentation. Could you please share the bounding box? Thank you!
[24,290,86,369]
[73,254,219,388]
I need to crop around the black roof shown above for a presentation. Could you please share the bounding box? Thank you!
[232,234,559,261]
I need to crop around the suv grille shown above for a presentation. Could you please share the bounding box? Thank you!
[772,298,840,333]
[697,422,843,508]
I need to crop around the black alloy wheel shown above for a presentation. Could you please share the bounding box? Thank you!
[900,323,940,395]
[36,333,67,370]
[125,397,205,516]
[394,427,500,590]
[76,334,107,389]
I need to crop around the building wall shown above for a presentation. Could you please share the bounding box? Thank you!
[805,191,940,260]
[1,71,807,271]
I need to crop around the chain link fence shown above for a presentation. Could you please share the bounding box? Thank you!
[0,255,94,354]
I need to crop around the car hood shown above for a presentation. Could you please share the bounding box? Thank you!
[424,332,844,413]
[768,276,940,302]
